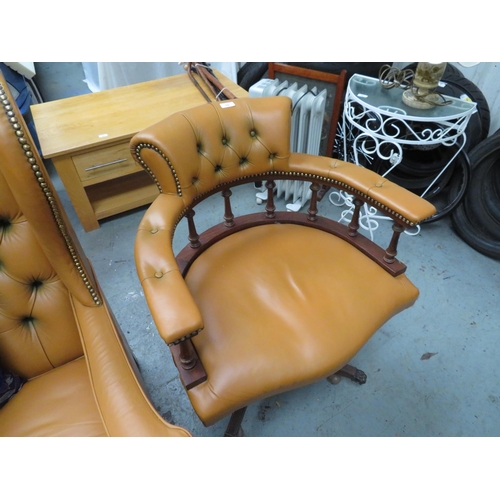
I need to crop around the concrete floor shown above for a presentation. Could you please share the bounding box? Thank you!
[31,63,500,437]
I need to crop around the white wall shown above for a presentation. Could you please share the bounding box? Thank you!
[455,62,500,135]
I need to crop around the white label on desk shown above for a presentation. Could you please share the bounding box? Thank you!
[220,102,235,108]
[357,93,368,98]
[98,133,109,138]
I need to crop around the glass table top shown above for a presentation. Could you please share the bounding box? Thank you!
[348,74,477,120]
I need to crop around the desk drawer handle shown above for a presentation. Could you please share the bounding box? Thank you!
[85,158,127,171]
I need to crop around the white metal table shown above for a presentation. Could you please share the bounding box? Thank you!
[332,73,477,237]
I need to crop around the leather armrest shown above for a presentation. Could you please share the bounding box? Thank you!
[135,194,204,346]
[71,290,191,437]
[288,153,436,225]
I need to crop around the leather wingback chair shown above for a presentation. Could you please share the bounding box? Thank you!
[0,71,190,437]
[131,96,436,435]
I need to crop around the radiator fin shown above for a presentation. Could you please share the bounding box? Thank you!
[250,79,327,211]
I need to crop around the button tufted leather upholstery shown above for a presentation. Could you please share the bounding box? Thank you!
[0,70,190,436]
[131,96,436,432]
[133,98,292,205]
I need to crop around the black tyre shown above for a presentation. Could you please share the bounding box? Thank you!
[464,162,500,239]
[372,158,455,200]
[370,147,470,224]
[237,62,268,91]
[369,142,456,201]
[403,62,465,82]
[451,131,500,259]
[451,204,500,259]
[394,140,459,179]
[450,156,500,260]
[462,133,500,239]
[417,149,471,223]
[402,63,490,151]
[439,77,490,151]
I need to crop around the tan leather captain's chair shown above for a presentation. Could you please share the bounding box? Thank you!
[131,96,436,436]
[0,71,190,437]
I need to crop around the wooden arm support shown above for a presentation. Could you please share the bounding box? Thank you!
[170,339,207,390]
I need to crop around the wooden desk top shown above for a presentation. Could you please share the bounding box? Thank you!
[31,70,248,158]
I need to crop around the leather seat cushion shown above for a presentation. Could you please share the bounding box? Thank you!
[185,224,419,426]
[0,357,106,436]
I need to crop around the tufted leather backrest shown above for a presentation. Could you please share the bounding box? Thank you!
[0,72,98,379]
[131,97,292,206]
[0,168,84,379]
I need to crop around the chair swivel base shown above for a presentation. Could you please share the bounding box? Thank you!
[224,407,247,437]
[223,364,367,437]
[327,364,367,385]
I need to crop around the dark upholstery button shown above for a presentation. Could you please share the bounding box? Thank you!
[222,138,228,145]
[0,218,11,229]
[31,280,43,289]
[250,130,256,137]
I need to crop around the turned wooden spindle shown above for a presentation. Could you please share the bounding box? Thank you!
[317,184,330,202]
[222,189,235,227]
[384,223,404,263]
[179,340,197,371]
[348,198,364,237]
[307,182,321,221]
[186,209,201,248]
[265,180,276,219]
[170,339,207,389]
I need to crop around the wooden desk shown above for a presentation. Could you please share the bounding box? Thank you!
[31,71,248,231]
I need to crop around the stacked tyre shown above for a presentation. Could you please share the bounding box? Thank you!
[370,142,472,224]
[403,62,490,152]
[450,130,500,259]
[369,64,490,224]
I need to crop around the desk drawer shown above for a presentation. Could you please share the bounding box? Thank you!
[72,142,141,184]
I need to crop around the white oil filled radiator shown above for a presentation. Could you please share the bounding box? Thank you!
[249,78,327,212]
